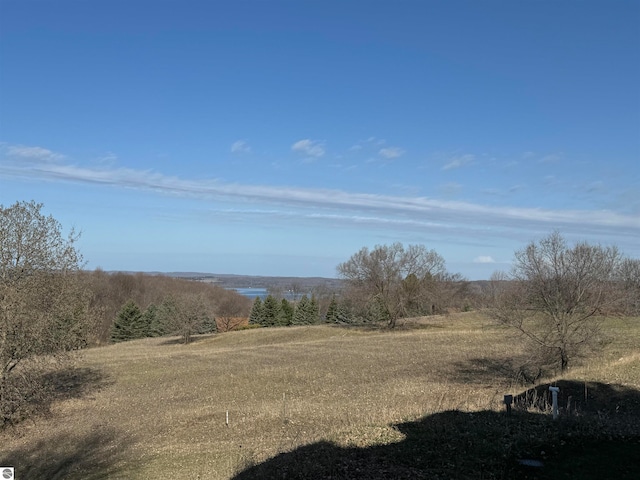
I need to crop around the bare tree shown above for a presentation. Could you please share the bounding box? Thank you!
[288,281,303,302]
[1,201,92,427]
[488,232,624,373]
[159,294,213,344]
[617,257,640,316]
[215,289,251,332]
[337,243,449,327]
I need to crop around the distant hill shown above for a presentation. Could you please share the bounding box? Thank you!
[164,272,344,292]
[107,270,490,296]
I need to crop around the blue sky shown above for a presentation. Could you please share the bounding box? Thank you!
[1,0,639,280]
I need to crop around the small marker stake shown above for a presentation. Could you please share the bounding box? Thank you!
[549,386,560,420]
[504,394,513,415]
[226,410,229,426]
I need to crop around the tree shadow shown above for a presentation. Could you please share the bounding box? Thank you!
[451,356,525,385]
[0,427,132,480]
[1,366,133,479]
[2,365,112,429]
[233,382,640,480]
[42,365,113,403]
[158,333,217,346]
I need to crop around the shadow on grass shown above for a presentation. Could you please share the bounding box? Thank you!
[158,332,217,346]
[331,321,446,333]
[1,366,132,479]
[0,427,132,480]
[233,381,640,480]
[43,365,113,403]
[1,365,111,430]
[452,356,524,385]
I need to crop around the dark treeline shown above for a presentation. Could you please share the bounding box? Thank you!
[80,269,252,344]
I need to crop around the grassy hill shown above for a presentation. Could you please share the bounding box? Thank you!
[2,312,639,479]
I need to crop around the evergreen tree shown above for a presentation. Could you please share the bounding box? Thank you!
[157,296,178,336]
[293,295,310,324]
[325,296,339,323]
[249,297,265,326]
[262,295,281,327]
[280,298,294,325]
[309,294,320,324]
[141,303,156,336]
[143,303,167,337]
[112,300,143,342]
[198,313,218,334]
[325,296,353,324]
[292,295,320,325]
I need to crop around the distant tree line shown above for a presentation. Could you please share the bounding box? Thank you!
[81,269,252,344]
[110,295,219,344]
[245,243,473,329]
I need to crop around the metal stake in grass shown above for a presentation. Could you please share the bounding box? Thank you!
[549,386,560,420]
[282,393,288,424]
[226,410,229,427]
[503,394,513,415]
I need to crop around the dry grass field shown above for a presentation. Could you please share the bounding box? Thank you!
[1,312,639,479]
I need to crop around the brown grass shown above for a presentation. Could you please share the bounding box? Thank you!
[1,312,638,479]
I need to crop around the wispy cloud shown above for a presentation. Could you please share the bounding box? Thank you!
[5,144,64,162]
[231,140,251,154]
[482,184,525,196]
[2,153,638,242]
[348,136,386,152]
[291,139,325,158]
[538,153,562,163]
[379,147,405,159]
[366,136,385,146]
[544,175,559,186]
[441,154,474,171]
[473,256,495,263]
[97,152,118,165]
[522,151,563,164]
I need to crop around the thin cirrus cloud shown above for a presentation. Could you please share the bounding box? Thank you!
[473,256,496,264]
[378,147,405,159]
[2,153,639,245]
[291,139,325,158]
[6,144,65,162]
[230,140,252,154]
[441,154,475,171]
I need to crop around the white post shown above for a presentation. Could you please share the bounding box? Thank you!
[549,386,560,420]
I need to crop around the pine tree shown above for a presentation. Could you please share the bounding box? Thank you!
[325,296,353,324]
[293,295,310,324]
[309,294,320,324]
[112,300,143,342]
[143,303,169,337]
[280,298,294,325]
[198,313,218,334]
[262,295,281,327]
[325,296,339,323]
[291,295,320,325]
[249,297,265,326]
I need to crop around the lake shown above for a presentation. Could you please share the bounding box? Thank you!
[232,288,269,299]
[232,288,309,301]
